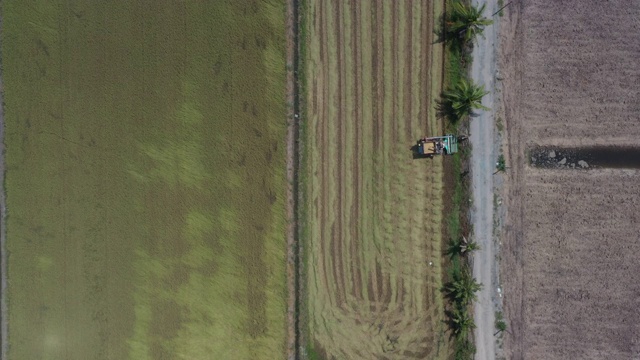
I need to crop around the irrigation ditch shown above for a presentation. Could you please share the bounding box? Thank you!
[530,146,640,170]
[0,13,7,360]
[285,0,303,358]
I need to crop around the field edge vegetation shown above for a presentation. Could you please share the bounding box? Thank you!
[441,1,492,359]
[295,0,316,358]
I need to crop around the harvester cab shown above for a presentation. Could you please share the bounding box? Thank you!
[416,134,462,157]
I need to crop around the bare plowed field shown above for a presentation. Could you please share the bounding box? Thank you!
[304,1,449,358]
[500,1,640,359]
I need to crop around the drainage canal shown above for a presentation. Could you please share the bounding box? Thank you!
[530,146,640,169]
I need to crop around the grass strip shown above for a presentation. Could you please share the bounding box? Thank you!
[442,1,480,359]
[293,0,318,358]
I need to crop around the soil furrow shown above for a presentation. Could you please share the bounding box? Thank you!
[371,0,384,310]
[349,0,363,303]
[401,0,416,313]
[334,0,347,309]
[377,0,390,311]
[325,0,344,310]
[318,0,332,310]
[387,0,399,312]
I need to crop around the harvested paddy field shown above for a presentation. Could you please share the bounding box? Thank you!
[303,0,449,358]
[2,1,287,359]
[500,1,640,359]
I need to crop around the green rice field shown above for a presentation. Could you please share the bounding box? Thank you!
[2,0,287,358]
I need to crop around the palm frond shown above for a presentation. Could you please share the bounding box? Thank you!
[448,1,493,43]
[443,78,489,121]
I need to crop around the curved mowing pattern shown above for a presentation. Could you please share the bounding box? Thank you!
[305,0,448,358]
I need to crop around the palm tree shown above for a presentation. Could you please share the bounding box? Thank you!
[450,305,476,338]
[494,319,507,336]
[446,268,482,305]
[448,1,493,43]
[460,236,480,254]
[494,154,508,174]
[494,311,508,336]
[454,337,476,360]
[443,78,489,121]
[447,236,480,257]
[446,237,463,258]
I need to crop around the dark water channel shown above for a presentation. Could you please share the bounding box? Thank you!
[530,146,640,169]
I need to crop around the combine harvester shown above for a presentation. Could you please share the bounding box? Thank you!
[415,134,467,158]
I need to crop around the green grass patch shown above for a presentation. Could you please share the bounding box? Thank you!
[496,153,507,173]
[305,343,323,360]
[3,1,288,359]
[296,0,315,356]
[495,311,506,331]
[496,116,504,133]
[445,44,465,92]
[447,152,465,238]
[497,0,505,17]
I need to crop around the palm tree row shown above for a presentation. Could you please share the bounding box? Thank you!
[447,235,480,257]
[441,3,491,359]
[441,77,488,124]
[444,232,482,354]
[446,268,482,360]
[446,267,482,307]
[441,2,492,125]
[447,1,493,45]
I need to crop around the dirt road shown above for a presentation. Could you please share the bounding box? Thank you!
[469,0,501,359]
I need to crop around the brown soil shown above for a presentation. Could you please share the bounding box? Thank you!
[500,2,640,359]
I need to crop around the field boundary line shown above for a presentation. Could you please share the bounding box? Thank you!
[285,0,302,359]
[0,12,7,359]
